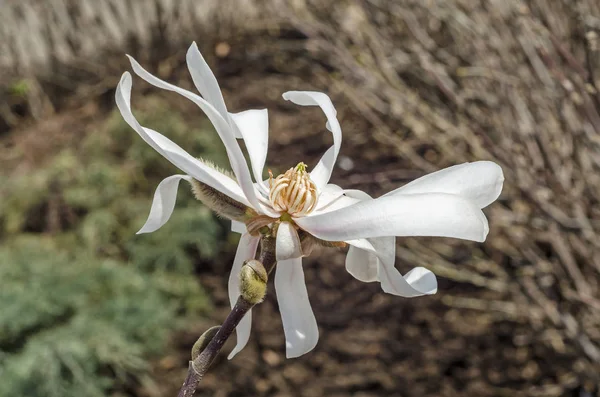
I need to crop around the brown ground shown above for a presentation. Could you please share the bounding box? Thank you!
[3,1,600,396]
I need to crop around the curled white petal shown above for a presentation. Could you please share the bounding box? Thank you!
[126,56,278,217]
[282,91,342,191]
[276,221,303,261]
[227,233,260,359]
[345,237,393,284]
[385,161,504,208]
[346,238,437,297]
[297,193,489,242]
[137,175,191,234]
[230,109,270,191]
[402,267,438,295]
[275,257,319,358]
[345,244,379,282]
[115,72,250,206]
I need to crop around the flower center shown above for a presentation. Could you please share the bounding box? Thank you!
[268,162,318,217]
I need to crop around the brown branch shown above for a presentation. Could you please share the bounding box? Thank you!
[176,234,277,397]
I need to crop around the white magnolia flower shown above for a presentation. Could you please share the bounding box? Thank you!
[116,42,504,360]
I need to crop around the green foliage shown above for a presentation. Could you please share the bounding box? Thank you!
[0,98,230,396]
[8,79,29,97]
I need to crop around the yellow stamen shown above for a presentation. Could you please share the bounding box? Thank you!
[268,163,318,216]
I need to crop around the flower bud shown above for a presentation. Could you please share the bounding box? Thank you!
[191,177,254,222]
[191,325,221,360]
[239,260,268,304]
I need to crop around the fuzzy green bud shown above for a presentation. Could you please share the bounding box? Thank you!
[240,260,268,304]
[191,326,221,360]
[191,176,254,222]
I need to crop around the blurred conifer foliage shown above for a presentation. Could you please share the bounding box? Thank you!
[0,97,229,396]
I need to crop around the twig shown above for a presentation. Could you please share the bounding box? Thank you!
[176,234,277,397]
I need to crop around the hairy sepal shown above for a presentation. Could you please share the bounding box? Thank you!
[190,164,254,222]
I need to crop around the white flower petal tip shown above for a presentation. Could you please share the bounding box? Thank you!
[136,175,192,234]
[230,109,270,188]
[186,42,230,121]
[275,258,319,358]
[276,222,303,261]
[282,91,341,190]
[388,161,505,209]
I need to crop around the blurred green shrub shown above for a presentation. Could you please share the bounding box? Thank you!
[0,97,230,396]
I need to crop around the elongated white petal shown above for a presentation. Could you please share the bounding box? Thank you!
[126,57,278,217]
[282,91,342,190]
[137,175,191,234]
[297,193,489,242]
[186,42,230,121]
[385,161,504,208]
[230,109,269,190]
[231,220,246,234]
[116,73,250,206]
[228,233,260,359]
[276,222,303,261]
[346,238,437,297]
[275,257,319,358]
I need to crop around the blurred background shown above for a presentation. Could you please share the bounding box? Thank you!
[1,0,600,396]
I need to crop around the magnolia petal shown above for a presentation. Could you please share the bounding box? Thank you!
[231,220,246,234]
[345,245,379,282]
[227,233,260,359]
[385,161,504,209]
[345,237,393,283]
[126,56,278,217]
[346,238,437,297]
[314,184,344,211]
[186,42,230,122]
[276,221,303,261]
[343,189,372,200]
[296,193,489,242]
[230,109,269,190]
[115,72,250,206]
[311,193,361,215]
[275,257,319,358]
[402,267,438,295]
[311,187,371,216]
[137,175,192,234]
[379,264,438,297]
[341,191,379,282]
[282,91,342,190]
